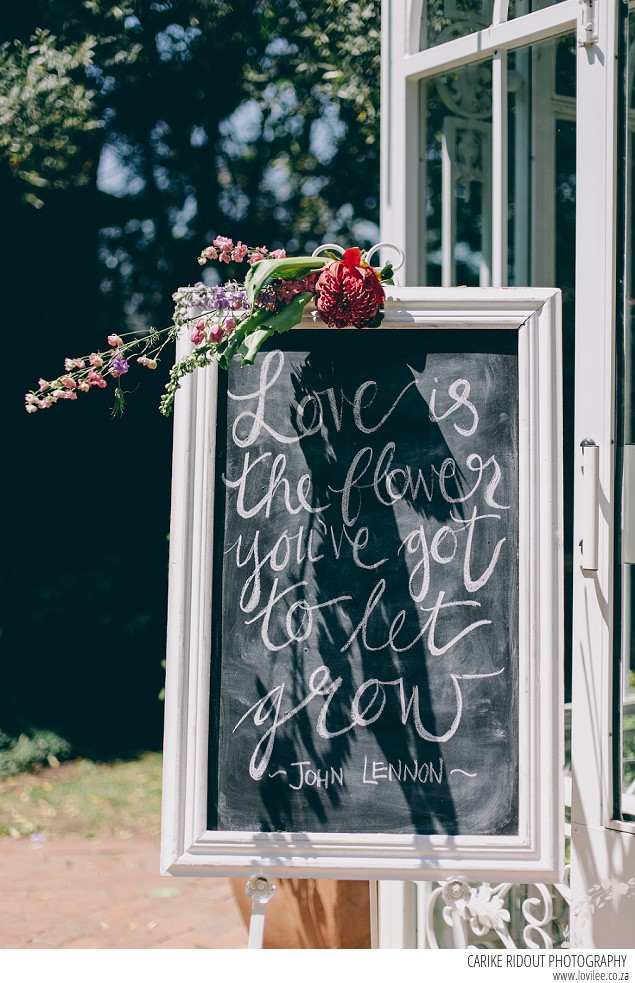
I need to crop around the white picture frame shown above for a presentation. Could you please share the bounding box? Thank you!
[160,287,564,883]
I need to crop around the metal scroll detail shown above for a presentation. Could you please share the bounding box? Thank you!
[423,866,571,949]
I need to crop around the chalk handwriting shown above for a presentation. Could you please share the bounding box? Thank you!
[220,348,517,824]
[233,665,505,780]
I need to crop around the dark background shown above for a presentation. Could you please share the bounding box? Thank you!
[1,0,380,759]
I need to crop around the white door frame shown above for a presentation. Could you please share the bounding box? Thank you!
[381,0,634,948]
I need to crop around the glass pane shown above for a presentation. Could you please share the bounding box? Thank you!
[422,0,494,51]
[617,5,635,819]
[419,0,568,52]
[508,35,576,703]
[421,60,493,286]
[420,36,576,698]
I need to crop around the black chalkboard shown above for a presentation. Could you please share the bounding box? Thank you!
[207,328,518,836]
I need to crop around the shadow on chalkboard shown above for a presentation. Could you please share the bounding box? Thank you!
[209,328,519,837]
[254,331,466,835]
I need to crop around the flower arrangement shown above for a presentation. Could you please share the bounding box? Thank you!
[25,236,396,418]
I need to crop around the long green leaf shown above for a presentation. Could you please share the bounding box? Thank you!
[238,292,313,366]
[239,328,275,366]
[216,308,269,370]
[244,256,326,308]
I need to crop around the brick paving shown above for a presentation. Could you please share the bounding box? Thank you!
[0,837,248,949]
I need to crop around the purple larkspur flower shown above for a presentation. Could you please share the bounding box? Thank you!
[111,355,130,378]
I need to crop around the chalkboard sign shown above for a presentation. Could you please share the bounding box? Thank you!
[161,290,564,882]
[210,328,518,836]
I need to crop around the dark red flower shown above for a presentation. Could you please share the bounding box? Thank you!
[316,247,385,328]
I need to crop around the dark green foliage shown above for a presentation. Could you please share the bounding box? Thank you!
[0,729,72,778]
[3,0,381,759]
[0,0,381,325]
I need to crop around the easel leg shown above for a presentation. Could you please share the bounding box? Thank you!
[248,900,267,949]
[245,875,276,950]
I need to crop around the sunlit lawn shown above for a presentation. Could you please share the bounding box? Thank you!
[0,753,163,840]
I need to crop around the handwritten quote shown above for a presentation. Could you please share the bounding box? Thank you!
[213,333,519,835]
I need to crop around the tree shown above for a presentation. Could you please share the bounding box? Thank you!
[1,1,381,325]
[2,0,381,758]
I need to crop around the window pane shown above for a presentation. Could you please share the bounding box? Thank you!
[419,34,575,716]
[421,60,493,286]
[507,36,576,703]
[419,0,569,52]
[422,0,494,51]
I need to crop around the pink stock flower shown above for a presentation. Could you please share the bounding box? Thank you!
[247,250,267,265]
[212,235,235,264]
[191,321,206,345]
[38,378,49,391]
[138,356,157,369]
[198,245,218,265]
[223,317,236,335]
[88,370,107,389]
[268,248,286,259]
[108,334,123,347]
[59,375,77,390]
[213,235,234,251]
[231,242,248,262]
[89,353,104,367]
[208,324,224,344]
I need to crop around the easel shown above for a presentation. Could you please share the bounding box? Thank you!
[245,875,471,949]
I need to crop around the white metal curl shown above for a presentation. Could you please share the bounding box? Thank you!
[311,241,405,273]
[365,241,405,271]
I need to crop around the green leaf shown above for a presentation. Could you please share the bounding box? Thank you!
[216,308,270,370]
[266,291,313,333]
[234,292,313,366]
[241,292,313,365]
[239,328,275,365]
[244,256,326,308]
[111,386,126,417]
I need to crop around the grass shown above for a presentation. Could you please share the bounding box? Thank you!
[0,753,163,840]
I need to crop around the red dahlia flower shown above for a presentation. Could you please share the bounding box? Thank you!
[316,247,385,328]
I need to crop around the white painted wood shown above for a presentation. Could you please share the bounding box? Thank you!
[376,881,417,948]
[400,2,578,83]
[622,444,635,564]
[160,289,564,883]
[569,0,619,835]
[381,0,420,284]
[247,902,266,949]
[492,51,508,287]
[569,0,635,949]
[569,824,635,947]
[580,442,599,572]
